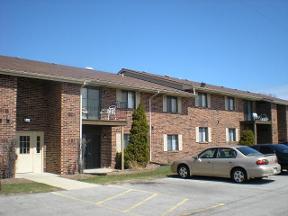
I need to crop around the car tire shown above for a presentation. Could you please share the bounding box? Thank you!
[231,168,247,183]
[177,165,190,179]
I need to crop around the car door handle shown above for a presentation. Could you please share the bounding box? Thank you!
[207,161,211,164]
[228,162,232,164]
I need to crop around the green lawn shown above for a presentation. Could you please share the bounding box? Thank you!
[81,166,172,184]
[0,182,59,195]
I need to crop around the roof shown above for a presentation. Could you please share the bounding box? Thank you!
[0,55,193,97]
[119,68,288,105]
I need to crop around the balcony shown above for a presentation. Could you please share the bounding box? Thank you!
[82,102,128,126]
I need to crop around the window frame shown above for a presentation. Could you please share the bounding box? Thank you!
[226,96,236,111]
[199,127,209,143]
[167,134,179,151]
[124,134,130,148]
[198,93,208,108]
[166,96,178,113]
[121,90,136,109]
[19,136,30,154]
[228,128,236,142]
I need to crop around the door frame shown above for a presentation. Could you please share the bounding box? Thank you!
[16,131,44,174]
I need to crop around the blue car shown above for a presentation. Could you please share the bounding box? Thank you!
[252,144,288,172]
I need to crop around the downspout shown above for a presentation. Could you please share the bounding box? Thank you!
[79,80,89,173]
[149,91,160,162]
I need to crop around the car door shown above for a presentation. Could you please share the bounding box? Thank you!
[213,148,237,178]
[192,148,217,176]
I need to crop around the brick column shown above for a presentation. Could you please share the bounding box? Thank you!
[60,83,81,174]
[0,75,17,178]
[271,103,278,144]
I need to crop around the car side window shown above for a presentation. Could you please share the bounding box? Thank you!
[260,146,273,154]
[199,148,217,159]
[217,148,237,158]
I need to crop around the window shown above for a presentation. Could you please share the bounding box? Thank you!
[237,147,262,156]
[228,128,236,142]
[199,148,217,159]
[199,127,209,143]
[36,136,41,153]
[167,96,178,113]
[197,93,208,108]
[260,146,274,154]
[167,135,179,151]
[226,97,235,111]
[217,148,237,158]
[82,88,100,119]
[244,101,253,121]
[20,136,30,154]
[124,134,130,148]
[121,91,135,109]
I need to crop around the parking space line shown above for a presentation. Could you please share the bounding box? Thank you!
[181,203,225,216]
[96,189,134,205]
[123,193,158,213]
[161,198,189,216]
[51,191,132,215]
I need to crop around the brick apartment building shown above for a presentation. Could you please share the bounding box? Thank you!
[0,55,288,175]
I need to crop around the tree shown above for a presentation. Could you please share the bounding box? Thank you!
[239,130,255,146]
[124,104,149,168]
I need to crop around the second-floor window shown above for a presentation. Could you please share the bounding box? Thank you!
[121,91,135,109]
[197,93,208,107]
[82,88,100,120]
[226,97,235,111]
[167,96,178,113]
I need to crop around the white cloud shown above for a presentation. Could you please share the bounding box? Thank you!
[258,84,288,100]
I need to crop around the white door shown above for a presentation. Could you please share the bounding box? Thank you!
[16,131,44,174]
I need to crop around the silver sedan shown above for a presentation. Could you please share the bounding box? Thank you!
[171,146,281,183]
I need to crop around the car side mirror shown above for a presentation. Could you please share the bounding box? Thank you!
[192,156,198,160]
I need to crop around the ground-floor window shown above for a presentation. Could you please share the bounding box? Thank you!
[124,134,130,148]
[167,135,179,151]
[199,127,208,143]
[228,128,236,142]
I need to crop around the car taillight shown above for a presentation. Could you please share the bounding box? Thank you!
[256,159,269,165]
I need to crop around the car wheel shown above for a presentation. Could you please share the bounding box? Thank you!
[232,168,247,183]
[177,165,190,179]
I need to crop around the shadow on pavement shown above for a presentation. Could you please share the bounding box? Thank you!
[167,174,275,185]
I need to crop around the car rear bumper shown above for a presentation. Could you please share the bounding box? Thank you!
[248,164,281,179]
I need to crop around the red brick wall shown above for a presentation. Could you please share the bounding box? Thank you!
[277,105,287,143]
[60,83,80,174]
[16,78,48,131]
[0,75,17,175]
[15,78,81,174]
[45,82,62,173]
[106,91,246,166]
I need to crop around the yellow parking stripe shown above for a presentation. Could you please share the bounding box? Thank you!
[123,193,158,213]
[181,203,225,216]
[161,198,189,216]
[96,189,133,205]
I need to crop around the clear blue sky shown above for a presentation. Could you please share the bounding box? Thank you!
[1,0,288,99]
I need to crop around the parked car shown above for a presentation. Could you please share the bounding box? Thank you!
[171,146,281,183]
[251,144,288,172]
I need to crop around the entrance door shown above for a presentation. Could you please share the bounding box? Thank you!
[83,126,101,169]
[16,131,44,174]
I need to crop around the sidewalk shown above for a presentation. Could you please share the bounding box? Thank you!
[16,172,98,190]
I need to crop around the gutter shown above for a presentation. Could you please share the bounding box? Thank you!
[148,91,160,162]
[79,80,90,173]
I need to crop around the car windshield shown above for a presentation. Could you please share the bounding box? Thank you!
[237,147,263,156]
[274,144,288,153]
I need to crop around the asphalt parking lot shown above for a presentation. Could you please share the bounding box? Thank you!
[1,173,288,216]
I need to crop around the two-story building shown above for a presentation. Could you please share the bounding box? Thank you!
[0,56,287,175]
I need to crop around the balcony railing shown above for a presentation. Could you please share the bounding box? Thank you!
[82,102,127,121]
[252,113,269,122]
